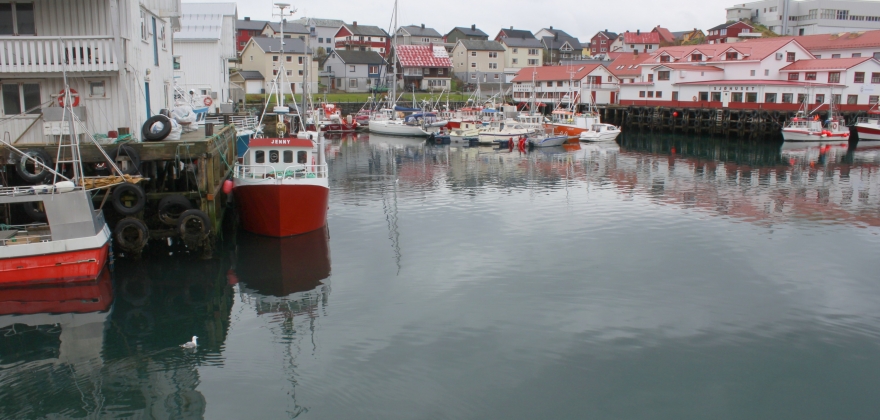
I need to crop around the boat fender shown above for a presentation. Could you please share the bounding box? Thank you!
[141,115,173,141]
[157,194,193,226]
[692,96,697,102]
[115,217,149,253]
[222,179,233,195]
[15,149,54,184]
[177,209,211,245]
[111,145,141,175]
[21,201,47,222]
[112,182,147,215]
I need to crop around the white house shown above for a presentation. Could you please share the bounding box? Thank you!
[617,37,880,109]
[726,0,880,36]
[511,65,619,106]
[174,2,237,106]
[0,0,180,144]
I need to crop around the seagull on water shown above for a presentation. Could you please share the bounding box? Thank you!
[180,336,198,349]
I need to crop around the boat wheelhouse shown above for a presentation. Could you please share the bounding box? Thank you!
[233,137,329,237]
[855,109,880,141]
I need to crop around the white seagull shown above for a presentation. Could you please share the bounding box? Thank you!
[180,336,198,349]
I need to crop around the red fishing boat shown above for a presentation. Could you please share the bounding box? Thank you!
[307,103,359,132]
[232,137,329,237]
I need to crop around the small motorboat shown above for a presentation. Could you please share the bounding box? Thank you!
[579,123,621,142]
[528,132,569,147]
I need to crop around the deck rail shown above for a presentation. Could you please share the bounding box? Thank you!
[0,36,119,73]
[234,163,328,180]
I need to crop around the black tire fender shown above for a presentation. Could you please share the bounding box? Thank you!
[111,145,141,175]
[141,115,172,141]
[16,149,53,184]
[157,194,193,226]
[112,183,146,215]
[114,217,149,252]
[22,200,47,222]
[178,209,211,243]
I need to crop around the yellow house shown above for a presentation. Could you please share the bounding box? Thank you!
[239,37,319,95]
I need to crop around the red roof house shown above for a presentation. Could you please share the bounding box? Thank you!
[395,44,453,92]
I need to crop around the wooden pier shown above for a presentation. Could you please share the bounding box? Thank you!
[0,124,236,258]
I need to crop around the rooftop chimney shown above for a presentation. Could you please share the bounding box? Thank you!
[604,29,608,32]
[421,23,425,29]
[550,26,554,30]
[244,16,250,21]
[471,24,476,30]
[510,26,513,30]
[634,50,639,56]
[353,21,358,26]
[637,29,640,35]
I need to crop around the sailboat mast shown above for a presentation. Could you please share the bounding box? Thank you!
[390,0,398,113]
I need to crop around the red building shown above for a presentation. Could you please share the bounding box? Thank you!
[706,21,754,44]
[333,22,391,58]
[590,30,618,56]
[236,17,269,52]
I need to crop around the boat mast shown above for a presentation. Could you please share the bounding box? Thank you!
[389,0,398,116]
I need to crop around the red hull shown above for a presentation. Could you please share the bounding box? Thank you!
[0,267,113,315]
[0,242,110,287]
[308,122,360,132]
[857,125,880,140]
[234,184,329,237]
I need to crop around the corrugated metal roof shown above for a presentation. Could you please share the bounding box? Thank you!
[396,45,452,68]
[345,24,389,37]
[502,37,544,48]
[779,57,873,71]
[511,65,603,82]
[250,37,309,54]
[237,19,268,31]
[182,2,236,16]
[236,70,264,80]
[291,17,347,28]
[399,25,442,38]
[267,21,309,34]
[177,12,223,41]
[449,26,488,38]
[329,50,386,65]
[458,39,505,51]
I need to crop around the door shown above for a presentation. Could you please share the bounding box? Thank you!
[331,78,335,90]
[610,91,617,104]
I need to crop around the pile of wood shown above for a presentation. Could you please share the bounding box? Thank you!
[80,175,144,190]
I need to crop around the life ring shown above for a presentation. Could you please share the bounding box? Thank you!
[57,88,80,107]
[203,96,213,107]
[692,96,697,102]
[832,122,839,130]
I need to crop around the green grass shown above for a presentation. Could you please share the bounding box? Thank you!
[245,92,475,105]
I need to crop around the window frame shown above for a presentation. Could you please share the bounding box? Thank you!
[1,81,41,115]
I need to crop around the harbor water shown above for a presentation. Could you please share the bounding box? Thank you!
[2,133,880,419]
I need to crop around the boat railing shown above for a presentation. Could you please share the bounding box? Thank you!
[0,223,52,246]
[0,184,85,197]
[204,115,259,131]
[857,117,880,125]
[234,164,328,180]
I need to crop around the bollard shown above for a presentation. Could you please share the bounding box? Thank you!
[205,122,214,136]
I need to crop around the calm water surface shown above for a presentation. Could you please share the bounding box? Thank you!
[2,133,880,419]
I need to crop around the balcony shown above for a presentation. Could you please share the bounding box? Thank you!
[0,36,119,74]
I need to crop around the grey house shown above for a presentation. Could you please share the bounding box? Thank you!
[320,50,386,92]
[444,25,489,52]
[396,24,443,46]
[450,40,506,85]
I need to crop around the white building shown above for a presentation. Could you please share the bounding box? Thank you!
[511,65,620,106]
[174,2,237,106]
[0,0,180,144]
[291,17,346,55]
[726,0,880,36]
[618,37,880,108]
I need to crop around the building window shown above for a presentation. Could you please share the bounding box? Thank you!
[699,91,709,101]
[691,53,702,61]
[660,55,671,62]
[731,92,743,102]
[805,72,817,80]
[765,93,777,103]
[672,91,678,101]
[423,68,431,75]
[639,91,645,97]
[872,72,880,83]
[656,91,662,98]
[546,81,552,87]
[286,56,292,62]
[557,81,563,87]
[745,92,757,102]
[870,95,879,104]
[494,74,499,79]
[782,93,793,103]
[786,52,795,62]
[471,62,476,68]
[853,53,862,58]
[788,73,800,81]
[828,72,840,83]
[528,59,538,65]
[815,94,825,103]
[488,63,497,69]
[273,69,278,75]
[489,52,497,58]
[797,93,807,104]
[299,57,304,64]
[286,70,292,76]
[272,55,279,62]
[657,71,670,80]
[512,48,518,53]
[318,37,323,43]
[847,94,859,104]
[832,54,841,58]
[725,52,737,60]
[647,91,654,98]
[832,94,841,104]
[349,79,357,88]
[471,51,476,57]
[764,69,770,76]
[855,72,865,83]
[512,58,518,64]
[874,52,880,60]
[607,76,613,82]
[528,49,539,55]
[298,70,303,75]
[470,74,476,79]
[0,2,34,35]
[173,56,181,70]
[1,83,40,115]
[711,92,721,101]
[647,74,653,82]
[750,70,756,76]
[369,65,379,73]
[349,65,355,72]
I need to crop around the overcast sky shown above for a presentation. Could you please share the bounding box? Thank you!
[187,0,739,41]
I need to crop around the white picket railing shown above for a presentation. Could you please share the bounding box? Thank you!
[0,36,119,73]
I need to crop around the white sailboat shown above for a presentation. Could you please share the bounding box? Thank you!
[367,0,437,137]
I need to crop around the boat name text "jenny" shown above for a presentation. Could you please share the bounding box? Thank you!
[271,139,292,145]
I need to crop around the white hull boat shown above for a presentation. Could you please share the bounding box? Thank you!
[368,119,436,137]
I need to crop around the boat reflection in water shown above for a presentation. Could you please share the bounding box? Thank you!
[233,225,331,309]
